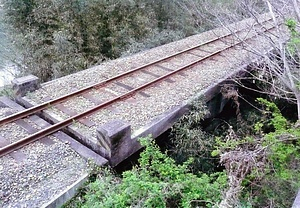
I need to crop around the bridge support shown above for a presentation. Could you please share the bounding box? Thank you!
[12,75,40,97]
[97,120,138,167]
[206,82,238,118]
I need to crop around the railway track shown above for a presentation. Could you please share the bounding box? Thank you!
[0,17,279,157]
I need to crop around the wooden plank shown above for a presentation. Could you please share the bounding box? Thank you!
[14,119,55,146]
[81,93,103,105]
[29,115,52,129]
[156,64,186,77]
[115,82,151,97]
[15,119,37,134]
[55,103,77,117]
[187,51,204,57]
[0,97,24,111]
[140,69,175,83]
[55,104,96,127]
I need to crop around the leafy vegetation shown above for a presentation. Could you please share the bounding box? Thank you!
[1,0,194,81]
[169,98,218,174]
[64,137,227,208]
[286,18,300,55]
[209,98,300,207]
[2,0,264,82]
[0,85,14,98]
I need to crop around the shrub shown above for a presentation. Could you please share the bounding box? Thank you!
[215,98,300,207]
[3,0,200,82]
[67,137,227,208]
[170,98,218,174]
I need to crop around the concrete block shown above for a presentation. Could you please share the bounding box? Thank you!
[97,120,133,167]
[12,75,40,97]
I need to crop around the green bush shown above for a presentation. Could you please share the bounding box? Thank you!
[3,0,264,82]
[3,0,201,81]
[3,0,156,81]
[68,137,227,208]
[214,98,300,207]
[247,100,300,207]
[170,98,218,174]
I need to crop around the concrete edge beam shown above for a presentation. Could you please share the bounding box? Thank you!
[106,86,229,166]
[54,131,108,166]
[16,55,264,168]
[133,104,190,139]
[16,96,35,108]
[94,105,191,167]
[41,173,89,208]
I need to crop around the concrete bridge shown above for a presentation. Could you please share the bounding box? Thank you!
[0,13,289,207]
[18,13,282,165]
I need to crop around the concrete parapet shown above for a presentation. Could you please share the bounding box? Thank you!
[97,120,136,167]
[12,75,40,97]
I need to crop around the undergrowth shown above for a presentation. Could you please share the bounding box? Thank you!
[213,98,300,207]
[64,137,227,208]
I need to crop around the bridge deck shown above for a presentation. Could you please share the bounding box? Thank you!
[17,13,284,164]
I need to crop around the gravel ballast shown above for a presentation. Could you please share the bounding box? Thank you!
[28,14,273,103]
[0,134,90,208]
[0,98,93,207]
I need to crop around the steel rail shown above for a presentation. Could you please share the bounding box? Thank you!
[0,23,277,157]
[0,17,274,126]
